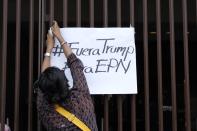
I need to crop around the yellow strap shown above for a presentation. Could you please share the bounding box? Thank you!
[55,104,91,131]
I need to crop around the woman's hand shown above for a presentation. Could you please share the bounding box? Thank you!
[51,21,64,43]
[46,33,54,53]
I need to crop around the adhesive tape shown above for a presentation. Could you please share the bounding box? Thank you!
[48,27,53,36]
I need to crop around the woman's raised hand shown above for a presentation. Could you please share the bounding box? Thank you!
[51,21,63,41]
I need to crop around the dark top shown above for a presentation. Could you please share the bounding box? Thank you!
[37,53,98,131]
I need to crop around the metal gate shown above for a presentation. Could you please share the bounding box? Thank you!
[1,0,196,131]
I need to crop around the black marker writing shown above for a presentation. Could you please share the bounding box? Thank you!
[97,38,134,60]
[70,42,101,56]
[62,62,68,70]
[54,38,134,74]
[96,58,131,74]
[95,59,108,73]
[63,58,132,74]
[52,45,64,56]
[84,66,94,73]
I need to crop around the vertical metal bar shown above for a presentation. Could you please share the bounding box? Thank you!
[130,96,136,131]
[130,95,136,131]
[117,33,123,131]
[38,0,42,77]
[28,0,34,131]
[14,0,21,131]
[63,0,68,27]
[76,0,81,27]
[49,0,54,25]
[182,0,191,131]
[117,0,122,131]
[143,0,150,131]
[103,1,109,131]
[130,0,134,26]
[89,0,94,27]
[117,0,121,26]
[117,96,123,131]
[196,0,197,26]
[104,96,109,131]
[156,0,163,131]
[169,0,177,131]
[39,1,45,131]
[103,0,108,27]
[0,0,8,130]
[37,0,43,130]
[41,0,45,67]
[130,0,136,131]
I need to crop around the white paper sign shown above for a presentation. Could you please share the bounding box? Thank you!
[51,28,137,94]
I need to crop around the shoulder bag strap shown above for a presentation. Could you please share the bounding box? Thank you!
[55,104,91,131]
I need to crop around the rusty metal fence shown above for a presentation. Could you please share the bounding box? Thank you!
[0,0,196,131]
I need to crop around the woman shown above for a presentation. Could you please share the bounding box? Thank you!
[35,21,98,131]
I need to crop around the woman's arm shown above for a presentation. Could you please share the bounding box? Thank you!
[51,21,89,92]
[41,33,54,72]
[51,21,72,58]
